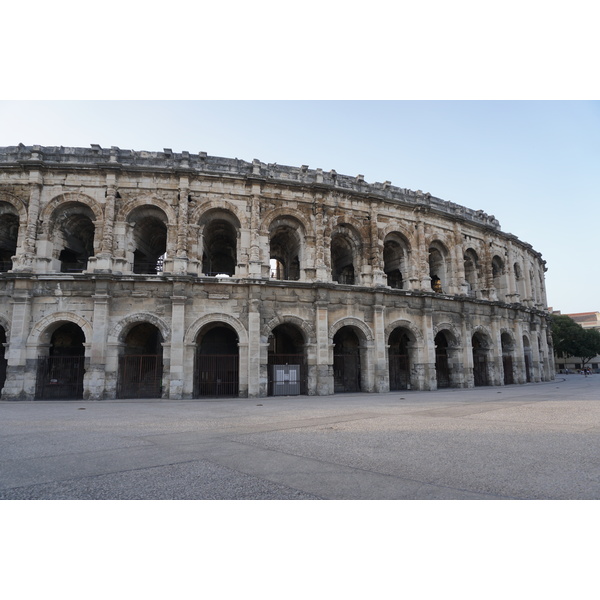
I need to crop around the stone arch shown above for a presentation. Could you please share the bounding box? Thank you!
[380,223,416,247]
[184,313,248,347]
[0,313,11,340]
[116,195,177,225]
[259,207,311,236]
[266,213,307,281]
[501,329,516,384]
[492,254,508,299]
[0,199,22,271]
[464,247,482,295]
[329,317,374,344]
[471,324,493,345]
[500,328,516,346]
[40,192,103,226]
[109,313,171,345]
[384,319,424,345]
[428,239,451,293]
[432,322,461,347]
[330,222,365,285]
[28,312,93,347]
[197,207,241,276]
[0,190,28,222]
[262,315,316,346]
[191,199,246,229]
[324,214,365,240]
[383,231,413,289]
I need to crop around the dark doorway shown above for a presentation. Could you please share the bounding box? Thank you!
[117,323,163,398]
[35,322,85,400]
[202,219,237,276]
[389,328,411,390]
[435,331,451,388]
[0,207,18,272]
[501,333,514,385]
[333,327,361,393]
[0,326,7,394]
[472,334,489,387]
[194,325,239,397]
[268,324,307,395]
[503,356,514,385]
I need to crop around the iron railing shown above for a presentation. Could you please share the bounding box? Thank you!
[435,353,451,388]
[117,354,163,398]
[35,355,85,400]
[389,353,410,390]
[194,354,239,397]
[333,353,361,393]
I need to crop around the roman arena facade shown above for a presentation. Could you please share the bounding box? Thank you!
[0,144,553,400]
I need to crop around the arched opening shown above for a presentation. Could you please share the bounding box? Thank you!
[0,203,19,272]
[268,323,307,395]
[434,331,451,388]
[202,218,237,276]
[269,220,301,281]
[331,229,358,285]
[35,322,85,399]
[472,332,490,386]
[333,326,362,393]
[388,327,413,390]
[501,332,515,385]
[523,335,532,382]
[0,326,7,394]
[383,234,409,289]
[49,204,95,273]
[514,262,525,300]
[194,324,239,397]
[117,323,163,398]
[128,207,168,274]
[463,249,480,296]
[429,243,448,293]
[492,255,507,300]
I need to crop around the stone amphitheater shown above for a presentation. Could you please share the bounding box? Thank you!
[0,144,554,400]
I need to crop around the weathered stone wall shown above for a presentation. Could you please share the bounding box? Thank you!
[0,145,553,400]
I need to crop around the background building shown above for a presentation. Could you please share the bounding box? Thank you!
[0,145,554,400]
[552,311,600,373]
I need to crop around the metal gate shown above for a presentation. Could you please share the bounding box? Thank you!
[503,355,514,385]
[435,352,451,388]
[117,354,162,399]
[35,356,85,400]
[524,354,532,382]
[194,354,239,398]
[473,355,489,386]
[389,353,410,390]
[333,354,360,393]
[0,356,6,393]
[268,354,306,396]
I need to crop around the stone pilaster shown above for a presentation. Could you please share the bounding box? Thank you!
[87,281,111,399]
[2,282,33,400]
[247,292,262,397]
[315,288,332,395]
[372,300,388,392]
[168,294,187,399]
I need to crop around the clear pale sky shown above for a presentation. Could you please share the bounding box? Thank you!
[1,99,598,313]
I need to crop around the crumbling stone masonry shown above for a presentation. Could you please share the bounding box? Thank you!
[0,145,554,400]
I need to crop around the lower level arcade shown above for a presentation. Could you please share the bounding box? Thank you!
[0,303,553,401]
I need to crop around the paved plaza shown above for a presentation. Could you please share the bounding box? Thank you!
[1,374,599,500]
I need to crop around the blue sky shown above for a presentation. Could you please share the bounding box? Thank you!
[1,99,598,313]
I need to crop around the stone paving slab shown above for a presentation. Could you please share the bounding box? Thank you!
[1,375,599,500]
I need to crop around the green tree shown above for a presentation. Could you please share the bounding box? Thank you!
[552,315,600,368]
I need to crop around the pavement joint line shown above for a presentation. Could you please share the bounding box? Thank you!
[193,436,514,500]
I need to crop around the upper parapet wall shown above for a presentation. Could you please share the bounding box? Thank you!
[0,143,503,231]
